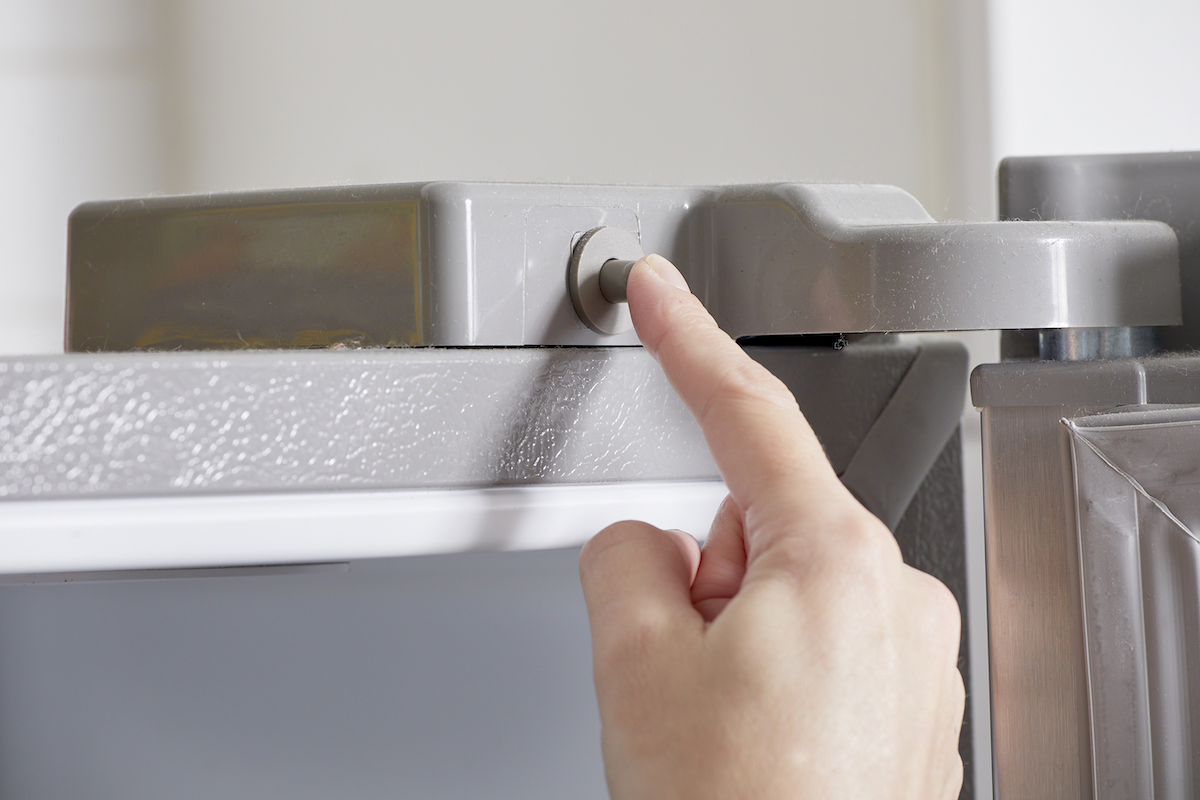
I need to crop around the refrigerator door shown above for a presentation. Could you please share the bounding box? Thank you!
[0,339,973,799]
[973,358,1200,800]
[3,180,1021,798]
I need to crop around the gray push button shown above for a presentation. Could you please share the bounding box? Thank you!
[598,259,637,304]
[567,226,643,335]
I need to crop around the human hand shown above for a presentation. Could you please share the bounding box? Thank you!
[579,255,965,800]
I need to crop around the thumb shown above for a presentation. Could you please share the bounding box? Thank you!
[579,522,703,691]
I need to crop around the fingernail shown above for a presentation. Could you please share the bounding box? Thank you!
[643,254,691,293]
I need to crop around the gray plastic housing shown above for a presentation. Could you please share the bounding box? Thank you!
[972,356,1200,409]
[1000,151,1200,351]
[66,182,1181,351]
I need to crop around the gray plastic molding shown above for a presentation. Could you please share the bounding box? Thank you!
[1001,152,1200,352]
[1067,406,1200,800]
[67,182,1181,351]
[971,355,1200,409]
[838,340,967,530]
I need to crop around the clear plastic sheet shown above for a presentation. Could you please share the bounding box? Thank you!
[1068,406,1200,800]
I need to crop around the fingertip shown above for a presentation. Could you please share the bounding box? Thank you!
[578,519,633,578]
[579,521,699,615]
[642,254,691,293]
[626,254,719,365]
[579,521,702,671]
[624,255,692,319]
[580,520,696,589]
[662,527,702,586]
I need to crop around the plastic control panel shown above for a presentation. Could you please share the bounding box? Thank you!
[66,182,1180,351]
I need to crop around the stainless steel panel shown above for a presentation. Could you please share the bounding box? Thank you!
[982,404,1104,800]
[974,355,1200,800]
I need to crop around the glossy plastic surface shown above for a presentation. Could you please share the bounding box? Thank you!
[67,181,1181,350]
[1001,151,1200,351]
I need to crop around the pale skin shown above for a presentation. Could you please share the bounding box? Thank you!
[579,254,965,800]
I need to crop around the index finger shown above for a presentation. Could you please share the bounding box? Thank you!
[626,255,851,528]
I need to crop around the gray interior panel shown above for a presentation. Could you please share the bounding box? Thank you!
[0,548,607,800]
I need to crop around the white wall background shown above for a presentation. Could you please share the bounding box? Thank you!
[989,0,1200,160]
[0,0,167,354]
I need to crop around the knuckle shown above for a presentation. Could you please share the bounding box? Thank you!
[580,520,657,574]
[904,577,962,660]
[921,574,964,647]
[954,670,967,716]
[828,509,903,575]
[594,606,673,676]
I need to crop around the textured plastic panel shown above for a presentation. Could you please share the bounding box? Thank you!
[67,181,1180,350]
[0,341,967,533]
[1001,152,1200,351]
[1067,407,1200,800]
[0,348,717,498]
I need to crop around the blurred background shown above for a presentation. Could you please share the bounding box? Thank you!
[1,2,1197,797]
